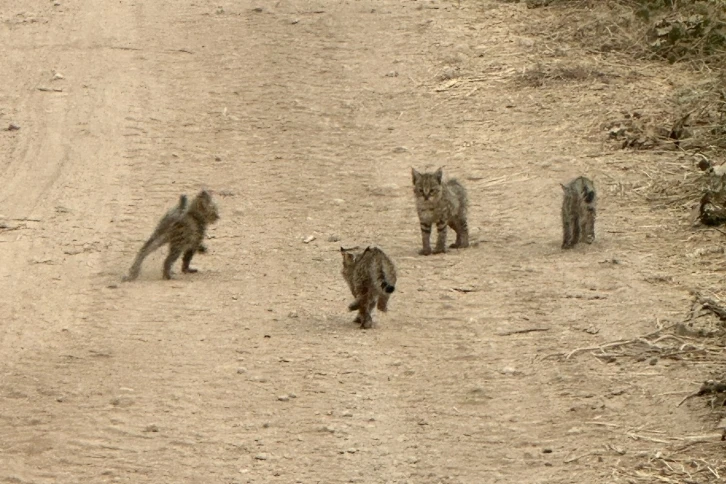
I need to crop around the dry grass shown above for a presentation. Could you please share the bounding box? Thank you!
[515,61,610,87]
[526,0,726,66]
[516,0,726,210]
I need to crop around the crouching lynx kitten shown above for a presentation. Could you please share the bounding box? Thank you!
[412,167,469,255]
[124,190,220,281]
[561,176,596,249]
[340,246,397,329]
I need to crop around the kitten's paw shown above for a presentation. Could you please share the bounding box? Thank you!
[360,319,374,330]
[197,245,208,254]
[432,248,446,254]
[348,301,360,311]
[182,267,199,274]
[418,248,432,256]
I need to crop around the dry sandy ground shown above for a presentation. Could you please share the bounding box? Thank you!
[1,0,724,483]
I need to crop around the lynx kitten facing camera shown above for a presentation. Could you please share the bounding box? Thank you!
[124,190,220,281]
[412,167,469,255]
[561,176,596,249]
[340,246,397,329]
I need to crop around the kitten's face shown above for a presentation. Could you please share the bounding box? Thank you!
[412,168,443,202]
[196,190,220,224]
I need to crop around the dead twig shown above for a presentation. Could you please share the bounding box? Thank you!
[677,380,726,407]
[497,328,550,336]
[554,321,680,360]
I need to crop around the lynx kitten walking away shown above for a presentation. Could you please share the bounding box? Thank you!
[412,167,469,255]
[340,246,397,329]
[124,190,220,281]
[561,176,596,249]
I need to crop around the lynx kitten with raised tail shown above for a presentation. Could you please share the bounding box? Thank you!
[412,167,469,255]
[561,176,596,249]
[124,190,220,281]
[341,246,397,329]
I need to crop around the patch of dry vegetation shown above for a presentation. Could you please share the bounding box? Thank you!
[516,61,610,86]
[523,1,726,153]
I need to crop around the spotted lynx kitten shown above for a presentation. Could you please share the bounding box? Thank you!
[124,190,220,281]
[340,246,397,329]
[412,167,469,255]
[561,176,596,249]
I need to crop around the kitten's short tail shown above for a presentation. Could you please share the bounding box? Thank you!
[381,281,395,294]
[583,187,596,204]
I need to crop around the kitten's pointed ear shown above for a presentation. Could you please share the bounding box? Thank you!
[411,168,420,185]
[434,167,443,183]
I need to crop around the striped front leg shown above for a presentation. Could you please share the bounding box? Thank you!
[433,221,448,254]
[419,222,432,255]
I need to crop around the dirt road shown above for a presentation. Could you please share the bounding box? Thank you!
[1,1,723,483]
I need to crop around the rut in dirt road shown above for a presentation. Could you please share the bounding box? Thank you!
[0,1,714,483]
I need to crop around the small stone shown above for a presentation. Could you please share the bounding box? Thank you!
[252,7,263,13]
[542,448,553,454]
[500,366,517,375]
[649,357,658,366]
[327,234,341,242]
[214,156,222,161]
[254,453,269,460]
[236,367,247,374]
[288,311,298,319]
[346,448,357,454]
[7,123,20,131]
[385,71,399,77]
[342,410,353,417]
[392,146,408,153]
[143,424,159,432]
[303,235,315,244]
[369,183,399,196]
[288,393,297,398]
[262,422,270,428]
[52,73,64,80]
[278,395,290,402]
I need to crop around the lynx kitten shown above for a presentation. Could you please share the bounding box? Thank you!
[561,176,596,249]
[124,190,220,281]
[340,246,397,329]
[412,167,469,255]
